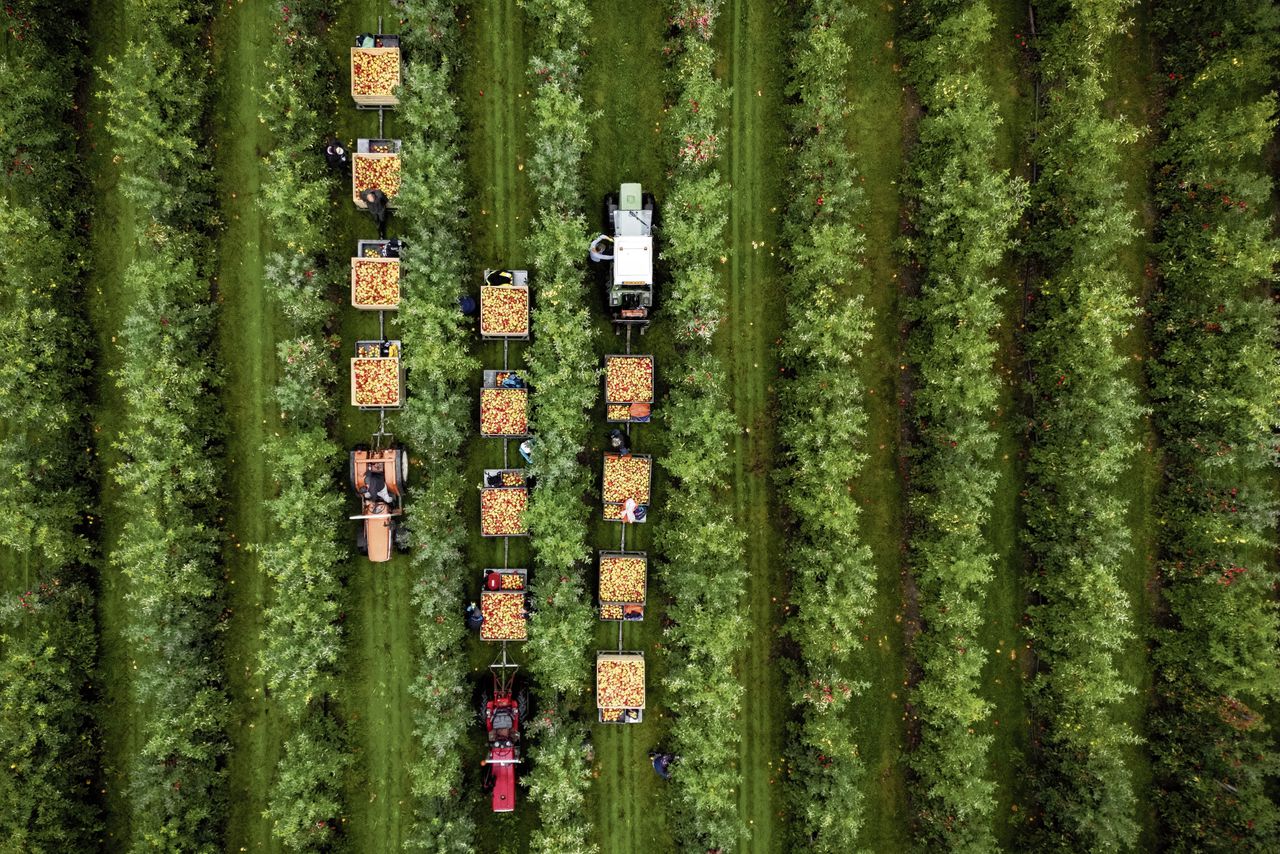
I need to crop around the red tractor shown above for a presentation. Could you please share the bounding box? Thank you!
[481,652,528,813]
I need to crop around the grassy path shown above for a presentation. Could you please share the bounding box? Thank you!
[977,0,1036,844]
[1103,8,1160,848]
[580,2,672,851]
[459,0,538,846]
[718,2,788,850]
[326,2,416,848]
[83,0,138,845]
[846,1,911,847]
[209,2,284,851]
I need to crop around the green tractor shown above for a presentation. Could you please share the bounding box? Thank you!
[591,183,657,329]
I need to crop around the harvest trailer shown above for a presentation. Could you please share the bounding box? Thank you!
[597,652,645,724]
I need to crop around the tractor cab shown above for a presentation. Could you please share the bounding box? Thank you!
[348,444,409,562]
[595,182,656,328]
[481,650,528,813]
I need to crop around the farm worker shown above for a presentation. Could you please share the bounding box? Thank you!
[322,138,349,172]
[380,238,404,258]
[465,602,483,631]
[649,751,674,779]
[620,498,639,524]
[589,234,614,262]
[501,373,525,389]
[355,32,375,47]
[458,294,478,316]
[361,189,390,238]
[519,439,534,465]
[609,428,630,456]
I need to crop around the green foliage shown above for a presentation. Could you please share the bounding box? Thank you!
[1147,2,1280,849]
[390,4,481,850]
[111,251,226,850]
[1019,3,1145,850]
[517,0,599,713]
[254,4,353,850]
[524,707,597,854]
[0,6,99,849]
[776,2,875,850]
[901,3,1026,849]
[0,581,99,854]
[101,0,213,233]
[509,3,600,849]
[263,714,350,852]
[656,3,750,850]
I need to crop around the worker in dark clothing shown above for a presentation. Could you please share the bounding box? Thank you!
[458,294,478,316]
[380,238,404,258]
[608,428,630,456]
[322,137,349,172]
[464,602,483,631]
[360,189,389,238]
[649,751,677,780]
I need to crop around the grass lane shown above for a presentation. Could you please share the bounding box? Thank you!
[718,1,789,850]
[846,1,911,847]
[459,0,539,847]
[326,1,416,848]
[83,0,138,844]
[209,2,284,850]
[1103,8,1161,848]
[975,1,1035,843]
[580,2,672,850]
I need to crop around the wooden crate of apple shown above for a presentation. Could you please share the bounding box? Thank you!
[350,47,400,105]
[599,555,646,603]
[602,454,651,504]
[480,592,526,641]
[480,287,529,337]
[596,654,645,709]
[351,258,400,309]
[480,387,528,436]
[353,154,401,204]
[351,354,401,407]
[481,488,527,536]
[605,355,655,403]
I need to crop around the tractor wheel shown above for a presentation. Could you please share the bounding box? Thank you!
[397,448,409,488]
[517,689,529,722]
[393,524,411,553]
[355,524,368,556]
[603,194,618,233]
[478,691,490,724]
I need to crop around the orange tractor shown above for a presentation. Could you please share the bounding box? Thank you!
[348,445,409,562]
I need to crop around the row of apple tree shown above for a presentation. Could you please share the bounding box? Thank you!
[101,0,229,846]
[255,2,354,850]
[900,2,1026,848]
[657,3,749,851]
[1148,0,1280,848]
[1019,1,1146,850]
[517,0,600,851]
[776,1,878,850]
[0,1,99,849]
